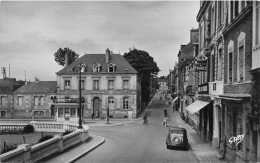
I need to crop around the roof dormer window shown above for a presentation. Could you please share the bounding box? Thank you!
[93,63,101,72]
[108,63,116,73]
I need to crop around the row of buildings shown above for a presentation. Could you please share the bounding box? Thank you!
[0,49,142,122]
[169,1,260,162]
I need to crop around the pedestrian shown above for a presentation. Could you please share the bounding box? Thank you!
[164,108,167,117]
[91,110,94,120]
[96,110,99,118]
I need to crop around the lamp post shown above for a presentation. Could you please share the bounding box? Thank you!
[77,63,86,129]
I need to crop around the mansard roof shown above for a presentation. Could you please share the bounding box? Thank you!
[56,54,137,75]
[14,81,57,94]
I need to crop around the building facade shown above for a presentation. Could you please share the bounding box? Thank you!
[13,81,57,119]
[54,49,140,123]
[0,78,24,118]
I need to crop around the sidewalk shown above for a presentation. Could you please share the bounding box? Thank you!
[173,111,224,163]
[83,119,137,127]
[43,134,105,163]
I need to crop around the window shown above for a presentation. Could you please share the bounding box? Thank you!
[218,1,223,27]
[217,49,223,81]
[211,52,215,82]
[108,80,115,90]
[18,97,23,106]
[70,108,76,117]
[93,63,101,72]
[256,1,260,45]
[34,111,39,115]
[108,97,115,110]
[1,97,6,106]
[228,52,233,83]
[123,97,129,110]
[238,45,245,82]
[39,111,44,115]
[34,97,39,106]
[123,80,129,89]
[64,80,70,90]
[93,80,99,90]
[79,80,85,90]
[40,97,44,105]
[58,108,63,117]
[65,108,70,118]
[211,6,215,35]
[108,63,116,72]
[1,111,6,117]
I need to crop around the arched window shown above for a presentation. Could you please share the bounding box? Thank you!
[34,97,39,106]
[108,97,115,110]
[123,97,129,110]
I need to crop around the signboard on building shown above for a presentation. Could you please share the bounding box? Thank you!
[195,59,207,71]
[56,97,85,103]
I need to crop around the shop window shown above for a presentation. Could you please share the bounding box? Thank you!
[93,80,99,90]
[1,111,6,117]
[108,80,115,90]
[65,108,70,118]
[70,108,76,117]
[34,111,39,115]
[64,80,71,90]
[123,97,129,110]
[58,108,63,117]
[123,80,129,90]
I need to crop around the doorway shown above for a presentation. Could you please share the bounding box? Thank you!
[93,97,100,118]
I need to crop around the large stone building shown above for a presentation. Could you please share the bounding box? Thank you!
[54,49,140,123]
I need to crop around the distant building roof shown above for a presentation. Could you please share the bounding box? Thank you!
[0,78,24,93]
[56,54,137,75]
[14,81,57,94]
[0,78,22,86]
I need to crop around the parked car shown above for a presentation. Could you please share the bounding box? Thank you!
[166,127,189,150]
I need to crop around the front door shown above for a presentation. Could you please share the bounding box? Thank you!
[93,97,100,118]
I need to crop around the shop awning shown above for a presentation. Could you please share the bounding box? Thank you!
[172,97,179,103]
[185,100,210,114]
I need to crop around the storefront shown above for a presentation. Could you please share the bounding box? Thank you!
[54,98,84,123]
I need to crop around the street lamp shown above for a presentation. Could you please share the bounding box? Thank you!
[76,63,86,129]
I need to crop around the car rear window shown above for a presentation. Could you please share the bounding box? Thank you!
[170,129,184,134]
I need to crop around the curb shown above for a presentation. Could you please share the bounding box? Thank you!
[66,135,105,163]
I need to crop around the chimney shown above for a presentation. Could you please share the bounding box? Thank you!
[190,28,199,44]
[65,52,70,67]
[105,48,110,63]
[180,45,186,50]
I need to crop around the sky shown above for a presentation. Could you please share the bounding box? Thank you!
[0,1,199,81]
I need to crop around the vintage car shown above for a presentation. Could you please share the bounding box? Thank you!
[166,127,189,150]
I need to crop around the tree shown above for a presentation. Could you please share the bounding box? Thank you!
[123,48,160,105]
[53,47,79,66]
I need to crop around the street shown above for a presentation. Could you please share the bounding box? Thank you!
[77,94,198,163]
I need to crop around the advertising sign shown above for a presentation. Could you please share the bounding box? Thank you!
[195,59,207,71]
